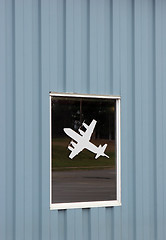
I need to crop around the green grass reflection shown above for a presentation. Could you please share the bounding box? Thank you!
[52,138,115,170]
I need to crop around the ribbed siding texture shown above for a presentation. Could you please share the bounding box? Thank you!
[0,0,166,239]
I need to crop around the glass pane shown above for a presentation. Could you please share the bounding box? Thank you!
[51,96,117,203]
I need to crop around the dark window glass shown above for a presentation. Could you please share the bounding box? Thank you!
[51,96,117,203]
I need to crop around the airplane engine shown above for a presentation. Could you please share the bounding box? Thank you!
[78,129,84,136]
[70,141,76,147]
[68,146,74,151]
[82,122,88,129]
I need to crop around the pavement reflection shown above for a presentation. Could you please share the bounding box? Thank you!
[52,168,116,203]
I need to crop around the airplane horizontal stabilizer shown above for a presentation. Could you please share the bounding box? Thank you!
[95,144,109,159]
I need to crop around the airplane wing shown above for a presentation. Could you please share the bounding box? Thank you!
[64,128,85,159]
[68,142,84,159]
[83,119,97,141]
[63,120,97,159]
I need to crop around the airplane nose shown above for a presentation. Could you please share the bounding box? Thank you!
[63,128,70,135]
[63,128,74,138]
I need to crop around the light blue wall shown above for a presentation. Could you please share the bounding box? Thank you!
[0,0,166,239]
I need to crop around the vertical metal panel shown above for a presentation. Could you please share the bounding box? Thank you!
[6,0,15,239]
[58,210,67,240]
[41,0,50,239]
[162,3,166,240]
[134,1,144,239]
[24,1,33,239]
[98,208,106,240]
[90,208,99,240]
[155,1,166,240]
[32,0,42,239]
[15,0,25,239]
[66,210,75,240]
[0,0,166,240]
[112,1,122,239]
[0,1,6,239]
[75,209,83,240]
[106,208,114,240]
[82,209,90,240]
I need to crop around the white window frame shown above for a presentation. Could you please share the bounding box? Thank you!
[49,92,121,210]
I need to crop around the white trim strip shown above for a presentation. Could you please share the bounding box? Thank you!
[50,200,121,210]
[50,95,52,208]
[49,92,121,99]
[116,99,121,203]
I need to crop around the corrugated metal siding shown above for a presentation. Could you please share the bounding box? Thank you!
[0,0,166,239]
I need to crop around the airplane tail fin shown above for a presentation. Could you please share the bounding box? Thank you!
[95,144,109,159]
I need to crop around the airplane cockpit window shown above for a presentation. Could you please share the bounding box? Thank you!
[50,93,121,209]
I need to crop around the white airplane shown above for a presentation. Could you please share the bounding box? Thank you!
[63,119,109,159]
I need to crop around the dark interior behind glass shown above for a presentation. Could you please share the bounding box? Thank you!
[51,96,117,203]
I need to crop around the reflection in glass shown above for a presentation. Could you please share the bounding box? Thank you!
[51,97,116,203]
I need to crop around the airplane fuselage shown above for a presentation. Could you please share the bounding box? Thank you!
[64,119,109,159]
[64,128,102,155]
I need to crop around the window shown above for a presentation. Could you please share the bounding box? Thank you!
[50,93,121,210]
